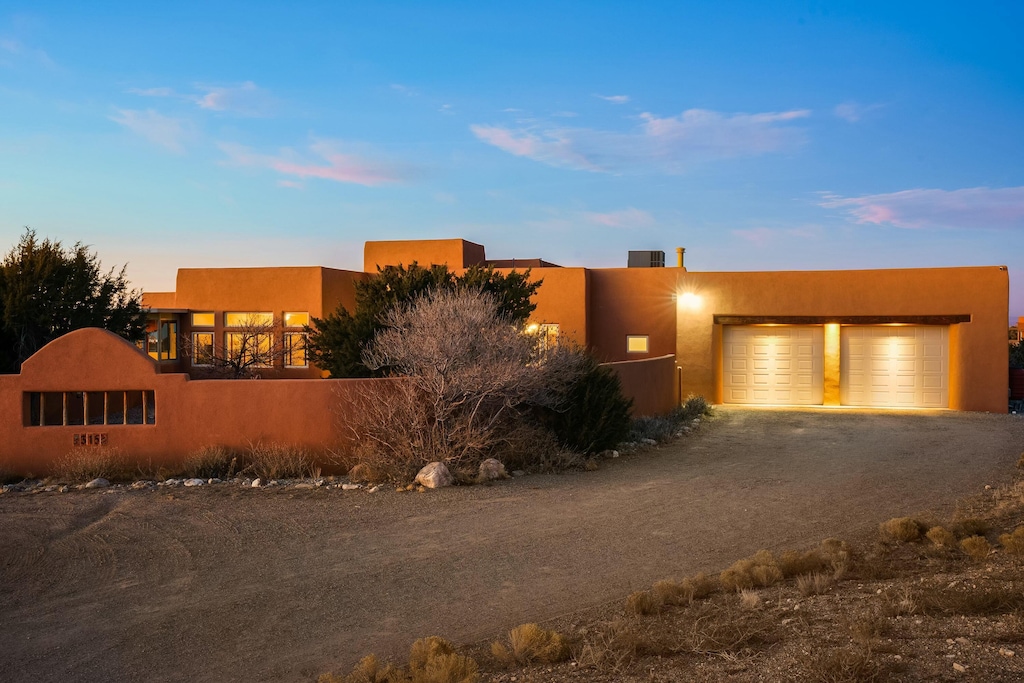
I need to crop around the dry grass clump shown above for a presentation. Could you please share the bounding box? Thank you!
[804,645,883,683]
[408,637,478,683]
[573,621,653,673]
[878,516,924,543]
[490,624,569,666]
[681,602,774,654]
[54,446,135,482]
[925,525,957,548]
[914,586,1024,616]
[797,572,835,596]
[960,535,993,562]
[317,654,401,683]
[625,590,659,615]
[181,445,237,479]
[954,517,990,537]
[850,613,891,645]
[720,550,783,592]
[245,442,315,480]
[998,527,1024,554]
[739,589,761,609]
[778,538,852,579]
[879,588,917,617]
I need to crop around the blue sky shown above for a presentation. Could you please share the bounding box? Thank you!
[2,2,1023,318]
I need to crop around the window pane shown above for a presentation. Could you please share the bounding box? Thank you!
[27,392,41,427]
[283,312,309,327]
[192,312,215,327]
[626,335,649,353]
[192,332,214,365]
[147,329,159,359]
[159,321,178,361]
[42,392,63,426]
[224,312,273,327]
[285,333,307,366]
[145,391,156,424]
[126,391,144,424]
[87,392,105,425]
[106,392,125,425]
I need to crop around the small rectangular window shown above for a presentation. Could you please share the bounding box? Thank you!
[224,312,273,327]
[191,332,214,366]
[283,312,309,327]
[192,312,215,327]
[65,392,86,426]
[126,391,145,425]
[626,335,649,354]
[284,332,308,367]
[27,392,41,426]
[107,392,125,425]
[145,390,156,425]
[42,392,63,427]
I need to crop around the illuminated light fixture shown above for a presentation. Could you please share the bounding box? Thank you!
[525,323,540,334]
[678,292,703,311]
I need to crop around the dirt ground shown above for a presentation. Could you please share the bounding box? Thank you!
[2,407,1023,683]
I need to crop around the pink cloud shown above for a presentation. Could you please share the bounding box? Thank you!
[194,81,274,116]
[471,107,810,173]
[219,140,406,187]
[820,187,1024,230]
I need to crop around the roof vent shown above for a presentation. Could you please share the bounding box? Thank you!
[627,250,665,268]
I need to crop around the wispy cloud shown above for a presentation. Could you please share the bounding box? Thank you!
[0,37,54,68]
[833,101,883,123]
[109,109,192,153]
[584,207,654,228]
[128,81,275,116]
[219,139,408,187]
[819,187,1024,230]
[596,94,630,104]
[471,108,810,173]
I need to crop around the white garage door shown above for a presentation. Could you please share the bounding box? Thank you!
[723,326,824,405]
[840,326,948,408]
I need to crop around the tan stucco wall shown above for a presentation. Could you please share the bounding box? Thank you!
[603,354,677,417]
[0,329,388,477]
[364,238,486,272]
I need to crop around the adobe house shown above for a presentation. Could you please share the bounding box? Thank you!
[0,237,1009,475]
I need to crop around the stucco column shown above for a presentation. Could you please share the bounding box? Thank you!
[823,323,841,406]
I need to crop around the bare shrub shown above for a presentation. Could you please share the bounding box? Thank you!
[960,535,993,562]
[408,636,478,683]
[181,314,288,379]
[720,550,782,592]
[245,442,315,480]
[350,289,587,478]
[914,586,1024,616]
[54,446,134,482]
[573,621,650,673]
[805,646,882,682]
[491,623,569,665]
[878,517,923,543]
[850,613,891,645]
[681,602,774,654]
[926,525,957,549]
[998,527,1024,554]
[182,445,237,479]
[797,572,834,596]
[625,590,659,615]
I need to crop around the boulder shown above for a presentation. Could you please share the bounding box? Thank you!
[477,458,508,482]
[85,478,110,489]
[415,462,453,489]
[183,478,204,487]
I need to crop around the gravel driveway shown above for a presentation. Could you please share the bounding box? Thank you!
[2,408,1022,682]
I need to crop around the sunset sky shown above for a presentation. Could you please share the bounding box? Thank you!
[2,2,1023,317]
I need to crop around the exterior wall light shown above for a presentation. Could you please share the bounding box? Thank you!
[678,292,703,311]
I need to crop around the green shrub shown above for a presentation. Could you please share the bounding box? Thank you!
[536,353,632,454]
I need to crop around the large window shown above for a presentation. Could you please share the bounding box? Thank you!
[284,332,307,367]
[226,331,272,366]
[224,311,273,327]
[26,391,156,426]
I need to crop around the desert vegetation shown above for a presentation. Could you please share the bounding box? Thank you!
[318,468,1024,682]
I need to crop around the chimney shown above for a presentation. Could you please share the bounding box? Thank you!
[676,247,685,268]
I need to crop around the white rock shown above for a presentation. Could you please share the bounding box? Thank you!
[85,478,110,489]
[251,478,262,488]
[415,462,453,489]
[208,478,221,484]
[368,485,382,493]
[641,438,657,446]
[164,478,181,486]
[342,483,361,490]
[477,458,508,482]
[292,483,314,489]
[953,662,967,673]
[183,478,204,487]
[611,450,620,458]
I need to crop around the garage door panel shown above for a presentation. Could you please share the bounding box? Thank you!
[840,326,948,408]
[723,326,824,405]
